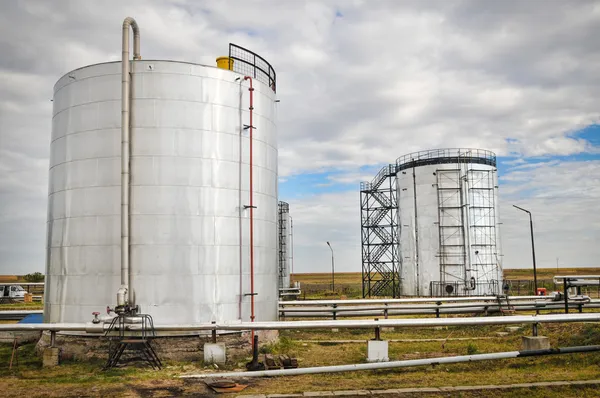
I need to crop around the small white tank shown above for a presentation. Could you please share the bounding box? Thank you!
[396,149,502,296]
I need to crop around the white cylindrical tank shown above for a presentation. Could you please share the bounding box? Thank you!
[45,60,278,323]
[397,149,502,296]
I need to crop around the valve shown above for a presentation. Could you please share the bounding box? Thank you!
[92,311,101,324]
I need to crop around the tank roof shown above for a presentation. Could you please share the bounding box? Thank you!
[395,148,496,171]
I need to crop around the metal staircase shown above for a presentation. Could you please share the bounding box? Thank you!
[360,164,400,297]
[103,313,162,370]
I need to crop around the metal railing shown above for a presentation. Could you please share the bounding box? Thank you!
[278,295,597,319]
[229,43,276,92]
[395,148,496,171]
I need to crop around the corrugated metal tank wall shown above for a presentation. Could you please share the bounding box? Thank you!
[45,60,278,323]
[396,149,502,296]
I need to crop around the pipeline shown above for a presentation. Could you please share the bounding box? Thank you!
[120,17,141,306]
[180,345,600,379]
[238,77,244,320]
[3,313,600,333]
[281,305,600,318]
[243,76,256,344]
[278,295,563,306]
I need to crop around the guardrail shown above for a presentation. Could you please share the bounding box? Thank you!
[278,295,595,319]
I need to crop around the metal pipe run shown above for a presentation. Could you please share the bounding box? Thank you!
[280,304,600,318]
[278,296,561,306]
[281,300,595,312]
[2,313,600,333]
[243,75,256,346]
[181,344,600,379]
[121,17,141,306]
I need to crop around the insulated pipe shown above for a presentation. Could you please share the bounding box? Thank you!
[2,313,600,333]
[121,17,141,305]
[280,305,600,318]
[279,301,598,313]
[238,77,244,320]
[180,345,600,379]
[244,76,256,341]
[278,295,568,306]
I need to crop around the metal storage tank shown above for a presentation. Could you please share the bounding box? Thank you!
[396,149,502,296]
[277,201,291,290]
[44,37,279,323]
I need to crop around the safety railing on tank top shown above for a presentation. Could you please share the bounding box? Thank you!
[229,43,277,93]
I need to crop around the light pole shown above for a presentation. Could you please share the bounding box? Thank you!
[327,241,335,293]
[513,205,538,294]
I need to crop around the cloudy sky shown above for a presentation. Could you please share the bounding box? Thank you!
[1,0,599,276]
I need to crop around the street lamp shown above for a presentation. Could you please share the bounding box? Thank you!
[513,205,538,294]
[326,241,335,293]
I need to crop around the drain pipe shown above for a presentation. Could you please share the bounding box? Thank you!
[237,77,244,320]
[181,345,600,379]
[243,76,256,339]
[120,17,141,306]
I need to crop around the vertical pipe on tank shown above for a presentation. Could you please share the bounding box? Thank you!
[412,162,420,296]
[238,77,244,320]
[243,76,256,341]
[121,17,141,306]
[459,152,473,292]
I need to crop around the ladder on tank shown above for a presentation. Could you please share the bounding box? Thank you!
[435,169,467,288]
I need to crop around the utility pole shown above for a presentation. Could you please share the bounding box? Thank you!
[513,205,538,294]
[327,241,335,293]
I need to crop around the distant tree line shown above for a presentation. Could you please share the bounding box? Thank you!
[23,272,44,282]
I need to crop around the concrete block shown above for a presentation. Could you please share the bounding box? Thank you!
[367,340,388,362]
[43,347,60,367]
[396,388,440,393]
[333,390,370,396]
[331,328,339,333]
[381,327,395,332]
[496,332,509,337]
[203,343,226,364]
[521,336,550,351]
[506,326,520,333]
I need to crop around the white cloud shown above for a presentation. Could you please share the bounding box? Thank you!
[0,0,599,274]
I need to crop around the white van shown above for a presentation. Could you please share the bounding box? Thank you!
[0,285,27,299]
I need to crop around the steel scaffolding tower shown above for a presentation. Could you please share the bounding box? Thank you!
[360,165,400,297]
[278,201,290,289]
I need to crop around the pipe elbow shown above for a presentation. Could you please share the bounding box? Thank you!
[123,17,141,60]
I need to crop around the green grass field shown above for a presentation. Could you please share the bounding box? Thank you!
[292,268,600,285]
[2,322,600,396]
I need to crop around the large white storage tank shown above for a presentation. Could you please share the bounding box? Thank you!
[397,149,502,296]
[45,41,279,324]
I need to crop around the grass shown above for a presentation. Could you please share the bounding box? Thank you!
[0,302,44,311]
[292,268,600,285]
[291,268,600,298]
[2,322,600,396]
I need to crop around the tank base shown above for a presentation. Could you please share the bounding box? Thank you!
[36,329,278,362]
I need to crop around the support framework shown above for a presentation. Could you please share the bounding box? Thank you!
[278,201,290,289]
[360,165,400,297]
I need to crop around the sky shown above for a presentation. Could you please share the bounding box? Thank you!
[0,0,599,276]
